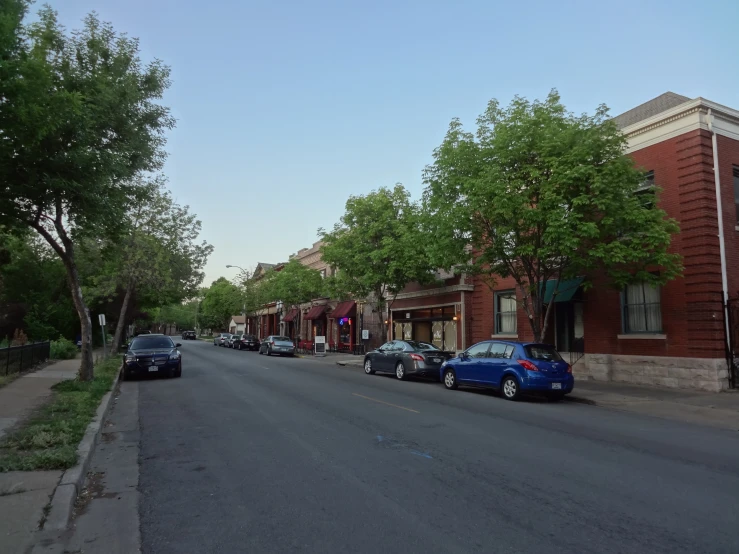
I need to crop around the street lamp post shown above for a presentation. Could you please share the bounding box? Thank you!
[226,264,247,334]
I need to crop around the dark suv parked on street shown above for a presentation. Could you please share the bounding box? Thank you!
[182,330,196,340]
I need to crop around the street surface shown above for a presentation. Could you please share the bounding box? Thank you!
[74,340,739,553]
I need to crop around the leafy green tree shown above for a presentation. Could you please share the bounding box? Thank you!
[0,6,174,379]
[199,278,243,331]
[91,180,213,353]
[259,260,325,308]
[0,230,77,340]
[320,184,435,319]
[422,91,682,342]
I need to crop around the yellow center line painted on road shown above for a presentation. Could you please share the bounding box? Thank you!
[352,393,420,414]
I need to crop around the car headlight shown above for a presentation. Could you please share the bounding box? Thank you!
[125,353,135,362]
[168,351,181,361]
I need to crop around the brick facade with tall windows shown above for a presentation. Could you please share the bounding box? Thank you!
[464,94,739,391]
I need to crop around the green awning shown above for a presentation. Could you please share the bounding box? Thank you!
[542,277,583,304]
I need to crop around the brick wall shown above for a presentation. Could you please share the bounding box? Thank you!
[717,134,739,296]
[466,129,739,361]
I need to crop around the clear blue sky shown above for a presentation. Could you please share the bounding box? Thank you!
[53,0,738,286]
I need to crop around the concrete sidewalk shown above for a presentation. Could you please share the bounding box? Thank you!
[0,358,79,554]
[568,380,739,430]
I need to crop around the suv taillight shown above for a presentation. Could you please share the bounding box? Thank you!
[518,359,538,371]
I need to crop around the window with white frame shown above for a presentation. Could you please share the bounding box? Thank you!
[622,281,662,333]
[495,291,517,334]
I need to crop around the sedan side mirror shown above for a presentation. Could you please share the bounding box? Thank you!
[460,351,469,359]
[175,343,182,347]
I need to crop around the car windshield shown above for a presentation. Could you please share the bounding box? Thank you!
[525,344,563,362]
[404,340,440,351]
[273,336,291,342]
[130,336,175,350]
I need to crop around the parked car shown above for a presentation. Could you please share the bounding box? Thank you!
[123,334,182,379]
[259,336,295,357]
[214,333,231,346]
[363,340,450,381]
[181,330,196,340]
[439,341,573,401]
[233,334,260,351]
[227,334,242,348]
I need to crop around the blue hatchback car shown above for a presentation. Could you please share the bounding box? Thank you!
[439,341,573,401]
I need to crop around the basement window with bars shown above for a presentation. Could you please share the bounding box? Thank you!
[622,281,662,334]
[495,291,517,334]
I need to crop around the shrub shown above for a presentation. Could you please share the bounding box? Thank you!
[50,337,78,360]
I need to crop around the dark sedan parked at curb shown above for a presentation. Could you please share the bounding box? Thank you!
[123,334,182,380]
[214,333,231,346]
[259,336,295,357]
[439,341,573,401]
[233,334,260,351]
[363,340,451,381]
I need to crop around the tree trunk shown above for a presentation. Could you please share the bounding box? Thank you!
[29,216,94,381]
[111,282,134,354]
[63,257,94,381]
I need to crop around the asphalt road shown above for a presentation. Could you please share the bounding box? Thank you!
[135,340,739,554]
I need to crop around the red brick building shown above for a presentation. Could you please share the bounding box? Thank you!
[393,93,739,391]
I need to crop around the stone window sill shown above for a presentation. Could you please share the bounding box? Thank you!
[491,334,518,339]
[617,334,667,340]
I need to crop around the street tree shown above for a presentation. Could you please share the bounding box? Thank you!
[422,91,682,342]
[320,184,436,319]
[259,260,325,309]
[95,181,213,353]
[199,278,243,332]
[0,6,175,379]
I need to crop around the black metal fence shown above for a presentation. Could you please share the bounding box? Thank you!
[1,342,51,376]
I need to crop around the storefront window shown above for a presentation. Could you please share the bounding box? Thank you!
[443,321,457,351]
[432,322,443,349]
[338,318,352,344]
[403,323,413,340]
[394,323,403,340]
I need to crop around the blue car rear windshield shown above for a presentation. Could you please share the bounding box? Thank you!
[525,345,562,362]
[130,337,175,350]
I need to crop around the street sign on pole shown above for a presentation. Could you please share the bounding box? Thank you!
[98,314,107,357]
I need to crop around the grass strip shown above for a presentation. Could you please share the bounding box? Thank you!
[0,357,120,472]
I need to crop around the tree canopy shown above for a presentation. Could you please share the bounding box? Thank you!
[198,278,243,332]
[0,5,175,378]
[258,260,325,308]
[423,91,682,341]
[319,184,435,313]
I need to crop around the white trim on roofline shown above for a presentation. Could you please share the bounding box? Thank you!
[622,98,739,152]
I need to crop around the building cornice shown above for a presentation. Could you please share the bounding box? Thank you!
[622,98,739,152]
[393,284,474,301]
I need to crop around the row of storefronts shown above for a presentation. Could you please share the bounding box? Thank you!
[239,93,739,392]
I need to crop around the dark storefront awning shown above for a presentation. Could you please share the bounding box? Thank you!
[283,308,299,322]
[542,277,584,304]
[330,301,356,320]
[304,305,327,320]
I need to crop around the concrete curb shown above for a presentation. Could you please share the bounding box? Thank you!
[42,363,122,532]
[336,360,363,368]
